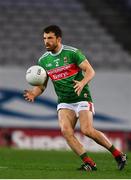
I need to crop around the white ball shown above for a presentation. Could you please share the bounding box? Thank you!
[26,65,47,86]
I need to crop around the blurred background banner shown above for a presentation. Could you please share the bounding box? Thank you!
[0,67,130,130]
[0,0,131,151]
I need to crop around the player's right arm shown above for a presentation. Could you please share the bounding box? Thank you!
[23,76,48,102]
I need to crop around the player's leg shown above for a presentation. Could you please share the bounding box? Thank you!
[79,110,112,149]
[58,108,85,155]
[79,110,127,170]
[58,108,97,171]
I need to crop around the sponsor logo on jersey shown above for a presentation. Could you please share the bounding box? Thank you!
[46,63,52,67]
[47,64,80,81]
[54,58,60,62]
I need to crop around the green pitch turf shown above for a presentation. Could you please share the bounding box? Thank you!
[0,148,130,179]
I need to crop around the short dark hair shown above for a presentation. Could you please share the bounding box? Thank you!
[43,25,62,38]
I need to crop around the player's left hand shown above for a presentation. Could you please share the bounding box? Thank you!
[73,80,85,96]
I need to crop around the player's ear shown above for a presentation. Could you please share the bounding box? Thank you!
[57,37,62,43]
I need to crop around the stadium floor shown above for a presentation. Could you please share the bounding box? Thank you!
[0,148,130,179]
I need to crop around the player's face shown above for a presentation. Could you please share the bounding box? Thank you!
[43,32,61,53]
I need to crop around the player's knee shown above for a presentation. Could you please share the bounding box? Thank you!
[81,127,94,138]
[60,126,74,139]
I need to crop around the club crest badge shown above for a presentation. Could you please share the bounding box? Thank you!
[64,57,68,64]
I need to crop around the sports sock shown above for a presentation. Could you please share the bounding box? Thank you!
[109,145,122,158]
[80,152,95,166]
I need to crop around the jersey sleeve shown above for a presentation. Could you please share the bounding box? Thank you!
[74,50,87,66]
[37,57,46,69]
[37,57,42,66]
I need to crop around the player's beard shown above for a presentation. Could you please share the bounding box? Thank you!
[46,43,58,53]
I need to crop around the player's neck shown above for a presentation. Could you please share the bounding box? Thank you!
[52,44,62,54]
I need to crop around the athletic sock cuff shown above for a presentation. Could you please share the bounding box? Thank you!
[80,152,88,159]
[109,145,115,152]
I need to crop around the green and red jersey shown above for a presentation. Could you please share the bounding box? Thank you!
[38,45,93,103]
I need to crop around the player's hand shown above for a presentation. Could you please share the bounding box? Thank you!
[73,80,85,96]
[23,90,35,102]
